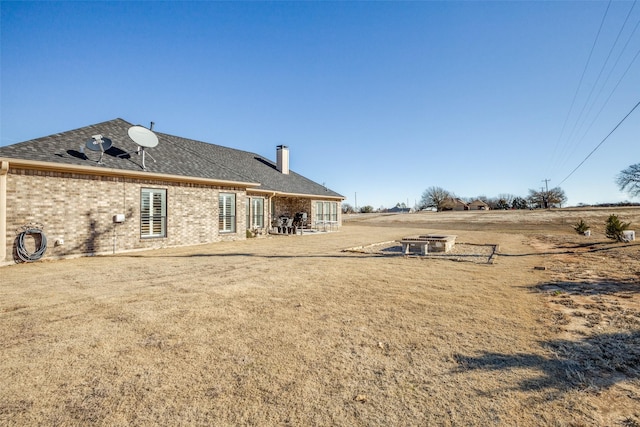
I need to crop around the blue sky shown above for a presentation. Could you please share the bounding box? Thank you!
[1,1,639,208]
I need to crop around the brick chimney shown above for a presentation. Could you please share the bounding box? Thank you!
[276,145,289,174]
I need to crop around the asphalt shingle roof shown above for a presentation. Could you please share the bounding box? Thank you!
[0,118,343,199]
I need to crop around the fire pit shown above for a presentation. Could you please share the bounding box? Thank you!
[397,234,457,255]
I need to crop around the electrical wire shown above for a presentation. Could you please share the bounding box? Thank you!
[549,0,613,175]
[563,0,638,152]
[16,228,47,262]
[557,99,640,187]
[570,45,640,156]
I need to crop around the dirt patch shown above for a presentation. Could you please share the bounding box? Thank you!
[527,231,640,424]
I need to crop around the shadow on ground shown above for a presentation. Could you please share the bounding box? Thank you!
[457,275,640,398]
[499,241,639,257]
[454,330,640,393]
[536,279,640,298]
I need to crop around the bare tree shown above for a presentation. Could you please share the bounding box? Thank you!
[617,163,640,198]
[527,189,544,208]
[341,203,354,214]
[528,187,567,208]
[547,187,568,207]
[419,186,452,211]
[497,193,516,206]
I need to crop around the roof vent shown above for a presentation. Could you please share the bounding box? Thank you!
[276,145,289,175]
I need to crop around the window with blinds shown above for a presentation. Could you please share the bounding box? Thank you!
[246,197,264,229]
[315,201,338,223]
[141,188,167,238]
[330,201,338,221]
[315,201,324,223]
[219,193,236,233]
[251,198,264,228]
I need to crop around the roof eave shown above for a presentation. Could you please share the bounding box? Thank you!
[0,158,261,188]
[248,187,344,200]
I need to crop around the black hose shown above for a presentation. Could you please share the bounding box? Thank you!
[16,228,47,262]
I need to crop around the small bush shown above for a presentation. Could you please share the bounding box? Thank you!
[573,219,590,234]
[605,214,630,242]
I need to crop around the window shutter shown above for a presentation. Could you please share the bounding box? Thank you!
[152,192,164,235]
[219,193,236,232]
[141,188,166,238]
[141,194,151,236]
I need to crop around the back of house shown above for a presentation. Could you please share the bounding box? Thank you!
[0,118,343,264]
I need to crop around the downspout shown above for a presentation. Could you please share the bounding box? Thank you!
[0,161,9,262]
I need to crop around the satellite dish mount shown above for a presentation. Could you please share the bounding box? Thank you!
[83,134,113,165]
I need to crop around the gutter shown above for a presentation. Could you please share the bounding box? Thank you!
[248,188,344,201]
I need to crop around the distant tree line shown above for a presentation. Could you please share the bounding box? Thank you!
[341,203,374,214]
[343,164,638,214]
[418,186,568,212]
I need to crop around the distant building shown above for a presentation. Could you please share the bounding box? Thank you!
[442,198,469,211]
[441,198,490,211]
[387,206,412,213]
[468,199,490,210]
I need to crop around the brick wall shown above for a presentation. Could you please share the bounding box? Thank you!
[273,197,342,230]
[3,169,246,262]
[273,197,312,223]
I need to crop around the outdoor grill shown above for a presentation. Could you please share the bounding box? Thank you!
[293,212,307,228]
[273,212,308,235]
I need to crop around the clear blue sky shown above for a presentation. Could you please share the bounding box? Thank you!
[1,1,639,208]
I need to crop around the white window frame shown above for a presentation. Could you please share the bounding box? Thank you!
[315,201,324,224]
[245,197,265,229]
[140,188,167,238]
[330,201,338,221]
[219,193,236,233]
[315,201,338,224]
[250,197,264,228]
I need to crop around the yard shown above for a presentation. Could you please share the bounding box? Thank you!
[1,208,639,426]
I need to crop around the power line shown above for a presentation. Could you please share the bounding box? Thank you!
[563,0,638,152]
[549,0,613,175]
[558,98,640,186]
[569,45,640,158]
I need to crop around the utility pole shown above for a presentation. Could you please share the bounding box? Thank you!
[542,179,550,193]
[354,192,357,212]
[542,179,550,209]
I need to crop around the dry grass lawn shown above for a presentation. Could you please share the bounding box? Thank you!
[1,208,639,426]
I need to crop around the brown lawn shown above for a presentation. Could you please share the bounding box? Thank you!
[1,208,639,426]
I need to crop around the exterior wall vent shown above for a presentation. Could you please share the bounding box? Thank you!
[276,145,289,175]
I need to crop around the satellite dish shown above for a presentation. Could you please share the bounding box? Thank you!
[128,126,158,148]
[121,125,159,170]
[84,134,112,164]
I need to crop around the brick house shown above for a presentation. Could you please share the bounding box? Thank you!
[467,199,490,210]
[442,198,469,211]
[0,118,343,263]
